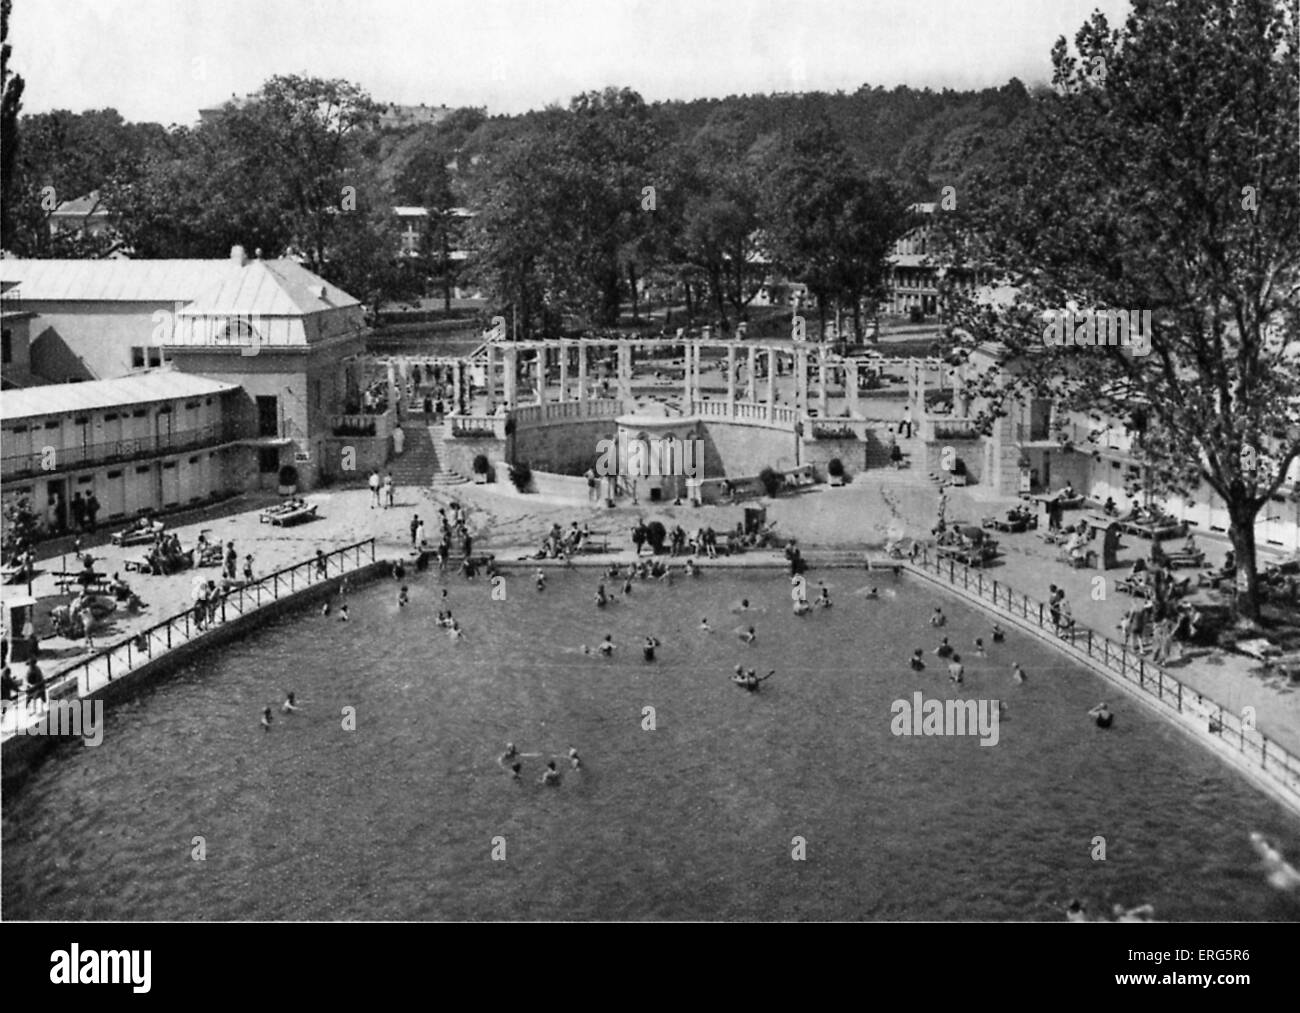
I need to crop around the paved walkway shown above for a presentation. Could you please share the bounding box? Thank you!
[11,469,1299,756]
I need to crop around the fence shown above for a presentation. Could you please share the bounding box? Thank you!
[1,424,235,479]
[913,547,1300,805]
[1,539,376,743]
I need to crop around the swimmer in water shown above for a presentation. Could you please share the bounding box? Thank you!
[510,762,522,780]
[339,604,349,621]
[992,623,1005,642]
[535,569,546,591]
[1012,663,1026,684]
[540,761,561,785]
[739,625,756,645]
[973,638,986,658]
[642,636,658,661]
[815,584,832,608]
[321,600,331,616]
[865,587,879,599]
[598,635,615,656]
[930,607,946,627]
[398,585,409,607]
[1249,832,1300,891]
[623,578,633,596]
[1112,903,1156,923]
[595,584,608,608]
[909,649,926,671]
[793,598,811,616]
[699,618,711,632]
[732,668,774,692]
[732,598,752,613]
[261,706,273,731]
[1088,702,1114,728]
[933,637,953,658]
[947,653,964,684]
[1065,899,1089,923]
[499,742,519,767]
[449,620,464,641]
[282,692,301,714]
[568,747,581,770]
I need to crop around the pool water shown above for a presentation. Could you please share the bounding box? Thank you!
[4,567,1299,921]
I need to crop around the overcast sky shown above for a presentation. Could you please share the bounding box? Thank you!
[11,0,1132,125]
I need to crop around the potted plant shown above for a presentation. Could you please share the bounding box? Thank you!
[758,467,783,499]
[278,464,299,496]
[509,461,532,493]
[827,458,845,486]
[473,453,490,484]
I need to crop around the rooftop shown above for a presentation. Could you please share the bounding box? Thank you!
[0,372,238,422]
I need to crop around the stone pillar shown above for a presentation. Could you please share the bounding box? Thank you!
[451,362,462,414]
[504,347,518,409]
[683,342,692,406]
[766,348,777,422]
[847,358,860,417]
[485,344,496,405]
[818,349,828,417]
[618,341,632,402]
[578,343,588,405]
[727,344,736,417]
[386,360,397,406]
[559,340,568,402]
[954,364,966,418]
[747,346,757,402]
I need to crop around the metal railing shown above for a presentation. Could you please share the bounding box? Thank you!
[913,546,1300,805]
[0,539,376,743]
[1,424,234,478]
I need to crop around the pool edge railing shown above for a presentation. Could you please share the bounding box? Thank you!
[910,546,1300,808]
[2,538,377,742]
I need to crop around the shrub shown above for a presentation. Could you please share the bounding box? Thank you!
[472,453,490,475]
[646,521,667,553]
[278,465,299,487]
[758,467,782,498]
[509,461,532,493]
[827,458,844,477]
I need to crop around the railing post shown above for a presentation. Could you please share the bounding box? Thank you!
[1103,639,1109,666]
[106,652,111,681]
[1037,602,1043,626]
[1157,667,1162,700]
[992,580,998,606]
[1121,647,1127,678]
[167,623,172,649]
[977,572,983,596]
[1177,681,1182,713]
[1086,630,1092,656]
[274,573,280,599]
[1139,657,1145,689]
[963,567,969,590]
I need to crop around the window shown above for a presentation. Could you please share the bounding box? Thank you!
[130,346,163,369]
[1,328,11,364]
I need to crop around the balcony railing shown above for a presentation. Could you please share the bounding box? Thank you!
[0,424,236,479]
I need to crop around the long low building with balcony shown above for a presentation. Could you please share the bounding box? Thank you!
[1,372,246,534]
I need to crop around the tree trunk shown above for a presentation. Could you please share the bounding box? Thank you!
[442,230,451,311]
[628,262,639,322]
[684,279,694,320]
[1227,503,1262,623]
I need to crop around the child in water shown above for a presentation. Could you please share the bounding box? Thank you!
[398,585,409,607]
[321,601,331,616]
[909,649,926,671]
[973,638,986,658]
[934,637,953,658]
[699,618,711,633]
[739,626,756,645]
[930,607,946,627]
[598,635,615,656]
[947,653,964,684]
[261,707,273,731]
[535,569,546,591]
[282,692,301,714]
[540,761,561,785]
[643,636,658,661]
[568,747,581,770]
[339,604,349,621]
[1012,663,1026,684]
[992,624,1005,643]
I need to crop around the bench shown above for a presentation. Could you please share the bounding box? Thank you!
[578,531,610,553]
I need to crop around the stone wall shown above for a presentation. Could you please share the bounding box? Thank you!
[513,419,615,475]
[440,434,506,479]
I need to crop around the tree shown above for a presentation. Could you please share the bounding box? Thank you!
[0,0,24,248]
[943,0,1299,623]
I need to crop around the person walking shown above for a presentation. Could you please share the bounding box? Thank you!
[224,541,238,580]
[85,492,100,533]
[410,514,421,550]
[369,470,381,508]
[384,473,395,509]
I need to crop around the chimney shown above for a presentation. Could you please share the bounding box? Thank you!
[231,245,248,266]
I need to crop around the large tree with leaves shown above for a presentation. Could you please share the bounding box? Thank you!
[942,0,1299,622]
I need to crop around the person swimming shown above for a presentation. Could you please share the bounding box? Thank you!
[865,587,879,599]
[930,607,946,627]
[815,584,832,607]
[699,618,711,632]
[398,585,410,607]
[261,706,273,731]
[1088,702,1114,728]
[595,584,608,607]
[568,747,581,770]
[449,620,464,641]
[732,598,752,613]
[339,604,349,621]
[510,762,522,780]
[540,761,561,785]
[598,635,615,656]
[934,637,953,658]
[732,668,774,692]
[1249,831,1300,891]
[684,559,698,577]
[282,692,301,714]
[321,600,331,616]
[1065,899,1089,923]
[535,569,547,591]
[909,649,926,671]
[973,638,986,657]
[499,742,519,767]
[643,636,658,661]
[793,598,811,616]
[947,653,964,684]
[992,623,1005,642]
[623,578,633,596]
[739,625,756,645]
[1012,663,1026,684]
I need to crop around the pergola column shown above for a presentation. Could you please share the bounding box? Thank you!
[559,340,568,402]
[747,346,757,402]
[578,343,588,405]
[727,344,736,417]
[504,347,518,409]
[818,349,828,417]
[386,360,397,407]
[847,359,860,416]
[682,342,692,406]
[618,341,632,402]
[485,344,496,405]
[451,362,462,414]
[954,365,966,418]
[766,348,777,422]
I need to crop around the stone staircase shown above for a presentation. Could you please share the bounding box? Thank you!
[390,420,467,488]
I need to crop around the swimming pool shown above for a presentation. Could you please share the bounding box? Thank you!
[4,566,1298,920]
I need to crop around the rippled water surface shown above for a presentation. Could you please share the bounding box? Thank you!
[4,568,1299,920]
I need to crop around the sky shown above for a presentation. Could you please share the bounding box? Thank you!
[10,0,1133,125]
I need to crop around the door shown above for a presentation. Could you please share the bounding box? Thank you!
[103,470,126,520]
[257,396,279,438]
[161,460,181,507]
